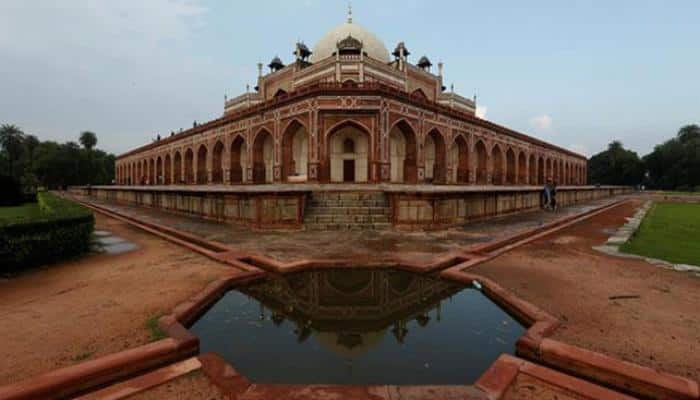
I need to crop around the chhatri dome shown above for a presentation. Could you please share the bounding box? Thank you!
[309,6,391,63]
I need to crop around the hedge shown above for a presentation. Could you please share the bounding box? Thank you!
[0,192,94,272]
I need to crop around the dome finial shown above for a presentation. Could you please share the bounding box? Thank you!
[347,3,352,23]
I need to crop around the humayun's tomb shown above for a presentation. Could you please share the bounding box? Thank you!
[99,11,625,230]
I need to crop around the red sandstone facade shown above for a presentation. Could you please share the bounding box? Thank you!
[115,16,587,188]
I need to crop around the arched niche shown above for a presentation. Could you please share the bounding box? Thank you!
[212,141,224,183]
[424,129,446,184]
[450,134,469,184]
[230,136,247,183]
[328,122,370,183]
[475,140,488,184]
[389,121,417,183]
[252,130,273,183]
[281,121,309,182]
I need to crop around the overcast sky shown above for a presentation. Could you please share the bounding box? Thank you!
[1,0,698,157]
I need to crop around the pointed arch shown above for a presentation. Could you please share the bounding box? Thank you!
[326,120,371,182]
[148,158,155,185]
[156,156,163,185]
[424,129,446,183]
[164,154,172,185]
[212,141,225,183]
[475,140,488,184]
[537,156,545,185]
[252,129,273,183]
[410,88,428,100]
[389,119,418,183]
[451,134,469,184]
[184,148,194,184]
[545,158,552,182]
[281,120,309,181]
[517,151,527,184]
[173,151,182,184]
[230,135,247,183]
[553,159,560,184]
[491,144,504,185]
[505,147,516,184]
[196,144,208,184]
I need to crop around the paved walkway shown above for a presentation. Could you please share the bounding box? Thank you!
[80,196,618,264]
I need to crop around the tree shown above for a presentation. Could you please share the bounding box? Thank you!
[79,131,98,184]
[587,141,644,186]
[0,124,25,178]
[645,125,700,190]
[24,134,40,170]
[79,131,97,150]
[677,124,700,144]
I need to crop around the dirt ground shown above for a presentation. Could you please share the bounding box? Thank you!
[0,213,232,385]
[472,199,700,382]
[127,371,226,400]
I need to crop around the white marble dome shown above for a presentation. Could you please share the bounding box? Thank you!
[310,20,391,63]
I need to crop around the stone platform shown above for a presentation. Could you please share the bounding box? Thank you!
[71,195,618,264]
[71,184,631,231]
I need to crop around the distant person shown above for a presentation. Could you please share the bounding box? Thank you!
[541,179,553,210]
[551,180,558,211]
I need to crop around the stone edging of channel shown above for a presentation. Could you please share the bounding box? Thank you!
[594,201,700,277]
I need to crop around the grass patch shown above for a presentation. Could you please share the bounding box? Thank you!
[0,192,94,272]
[146,314,167,342]
[0,203,43,223]
[620,202,700,266]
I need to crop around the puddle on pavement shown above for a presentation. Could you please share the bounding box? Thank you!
[190,268,525,385]
[91,231,138,254]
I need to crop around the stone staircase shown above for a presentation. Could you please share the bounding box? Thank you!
[304,191,392,230]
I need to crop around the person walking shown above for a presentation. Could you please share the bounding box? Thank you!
[541,179,552,210]
[550,180,558,211]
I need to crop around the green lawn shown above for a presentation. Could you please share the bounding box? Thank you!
[620,202,700,266]
[0,202,43,224]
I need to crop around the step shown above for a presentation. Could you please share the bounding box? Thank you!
[306,215,390,224]
[305,207,391,216]
[309,200,388,207]
[310,192,386,201]
[305,222,392,231]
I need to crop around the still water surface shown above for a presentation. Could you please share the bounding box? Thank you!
[190,269,524,384]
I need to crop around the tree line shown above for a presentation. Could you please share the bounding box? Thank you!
[0,124,115,189]
[588,124,700,190]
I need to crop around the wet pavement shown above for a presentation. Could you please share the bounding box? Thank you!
[79,197,617,263]
[92,230,138,255]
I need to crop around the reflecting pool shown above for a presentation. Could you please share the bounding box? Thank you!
[190,268,524,384]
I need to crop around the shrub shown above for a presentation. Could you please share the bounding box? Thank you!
[0,192,94,272]
[0,175,23,206]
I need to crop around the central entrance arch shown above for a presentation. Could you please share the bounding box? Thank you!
[389,121,417,183]
[281,121,309,182]
[328,121,370,183]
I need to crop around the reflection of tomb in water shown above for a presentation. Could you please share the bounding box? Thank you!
[190,268,525,384]
[241,269,464,355]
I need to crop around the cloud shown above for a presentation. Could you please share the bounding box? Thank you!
[529,114,552,130]
[568,144,589,157]
[475,105,488,119]
[0,1,218,154]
